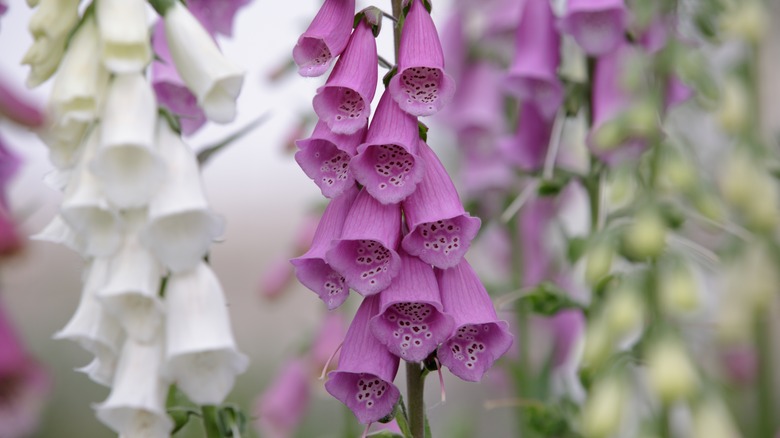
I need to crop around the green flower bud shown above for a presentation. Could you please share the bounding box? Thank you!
[660,264,699,315]
[582,376,627,438]
[647,339,699,403]
[623,210,667,260]
[585,240,614,287]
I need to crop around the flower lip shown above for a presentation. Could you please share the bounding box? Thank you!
[295,121,366,199]
[325,371,401,424]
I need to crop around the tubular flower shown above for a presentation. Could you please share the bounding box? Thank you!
[293,0,355,77]
[560,0,630,56]
[388,0,455,117]
[325,295,401,424]
[95,0,152,73]
[312,20,378,135]
[187,0,252,37]
[22,0,80,87]
[254,359,311,438]
[498,102,554,171]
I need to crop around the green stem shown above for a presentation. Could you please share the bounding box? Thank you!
[405,362,427,438]
[201,406,222,438]
[658,403,671,438]
[147,0,177,15]
[508,215,531,437]
[391,0,403,59]
[755,310,774,438]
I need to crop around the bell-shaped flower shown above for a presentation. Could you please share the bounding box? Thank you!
[164,1,245,123]
[402,141,480,269]
[436,260,513,382]
[49,15,109,125]
[254,359,311,438]
[292,0,355,77]
[96,0,152,73]
[21,31,66,88]
[151,20,207,136]
[443,62,504,137]
[325,188,402,296]
[23,0,79,87]
[140,121,224,273]
[186,0,252,38]
[291,186,359,309]
[560,0,630,56]
[55,259,125,361]
[312,20,377,134]
[163,262,249,405]
[60,128,124,257]
[388,0,455,117]
[518,197,557,285]
[39,118,89,169]
[310,312,347,371]
[548,309,586,402]
[97,210,165,343]
[498,102,554,171]
[325,295,401,424]
[370,251,454,362]
[258,255,295,300]
[31,214,86,255]
[0,75,45,128]
[77,353,118,387]
[664,75,693,110]
[457,130,516,197]
[505,0,563,119]
[92,74,166,208]
[295,120,366,199]
[350,91,424,204]
[95,336,173,438]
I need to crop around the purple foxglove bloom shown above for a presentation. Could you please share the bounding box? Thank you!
[370,251,455,362]
[388,0,455,117]
[638,15,671,54]
[295,120,366,199]
[254,359,311,438]
[258,256,295,300]
[292,0,355,77]
[310,312,347,371]
[151,20,207,136]
[560,0,630,56]
[401,141,480,269]
[550,309,585,369]
[458,131,516,197]
[0,76,44,128]
[291,186,359,309]
[440,11,466,85]
[312,20,378,135]
[325,295,401,424]
[436,260,513,382]
[326,188,402,296]
[442,62,504,137]
[664,75,693,110]
[187,0,252,37]
[519,196,556,286]
[505,0,563,119]
[350,91,424,204]
[499,102,554,171]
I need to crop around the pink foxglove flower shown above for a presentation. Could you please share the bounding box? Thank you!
[350,91,424,205]
[665,75,693,110]
[325,295,401,424]
[95,0,152,73]
[254,359,311,438]
[519,196,556,285]
[295,120,366,199]
[326,188,402,296]
[310,312,347,371]
[436,260,513,382]
[499,102,554,171]
[560,0,630,56]
[258,256,295,300]
[370,251,455,362]
[312,20,378,135]
[443,62,504,137]
[0,76,44,128]
[292,0,355,77]
[402,141,480,269]
[388,0,455,117]
[291,186,359,309]
[505,0,563,119]
[187,0,252,37]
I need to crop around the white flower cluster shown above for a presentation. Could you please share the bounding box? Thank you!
[24,0,248,436]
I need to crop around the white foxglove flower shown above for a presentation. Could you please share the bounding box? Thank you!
[95,336,173,438]
[96,0,152,73]
[163,1,244,123]
[31,214,86,255]
[55,259,125,360]
[92,74,165,208]
[76,352,118,387]
[163,262,248,405]
[61,128,123,256]
[23,0,80,87]
[50,15,109,124]
[39,118,89,169]
[141,121,223,272]
[98,209,165,343]
[22,36,67,88]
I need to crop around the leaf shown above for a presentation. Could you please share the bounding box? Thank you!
[367,432,405,438]
[394,397,413,438]
[197,113,270,166]
[518,282,585,316]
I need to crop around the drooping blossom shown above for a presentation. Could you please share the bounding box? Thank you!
[325,295,401,424]
[436,260,513,382]
[254,359,311,438]
[560,0,630,56]
[310,312,347,371]
[187,0,252,37]
[312,20,378,134]
[401,140,481,269]
[499,102,554,171]
[518,196,557,286]
[370,250,455,362]
[258,256,296,300]
[95,0,152,73]
[22,0,80,87]
[388,0,455,117]
[293,0,355,77]
[441,61,504,137]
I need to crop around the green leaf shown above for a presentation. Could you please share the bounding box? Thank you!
[216,404,247,437]
[537,174,571,196]
[383,66,398,89]
[418,121,429,142]
[367,432,405,438]
[393,397,413,438]
[567,237,588,263]
[521,403,578,438]
[518,282,585,316]
[196,113,269,166]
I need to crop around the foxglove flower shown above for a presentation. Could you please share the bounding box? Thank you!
[519,197,556,285]
[77,353,118,387]
[259,256,295,300]
[187,0,252,37]
[560,0,630,56]
[96,0,152,73]
[151,20,207,136]
[388,0,455,117]
[292,0,355,77]
[31,214,86,255]
[350,91,424,204]
[443,62,504,137]
[402,141,480,269]
[436,260,513,382]
[291,186,359,309]
[92,73,165,208]
[312,20,378,134]
[310,312,347,370]
[163,262,249,405]
[164,1,245,123]
[325,295,401,424]
[23,0,79,87]
[95,336,173,438]
[326,188,402,296]
[254,359,311,438]
[295,120,366,199]
[505,0,563,119]
[370,251,455,362]
[499,102,554,170]
[39,118,89,169]
[141,120,224,273]
[0,76,44,128]
[548,309,586,402]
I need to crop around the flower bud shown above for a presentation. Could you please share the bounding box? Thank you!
[582,318,612,369]
[646,339,699,403]
[717,79,749,134]
[743,172,779,231]
[625,98,658,137]
[692,397,742,438]
[720,150,755,208]
[659,150,697,194]
[660,263,699,315]
[603,286,644,342]
[581,376,627,438]
[623,209,666,259]
[584,239,614,287]
[720,1,768,43]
